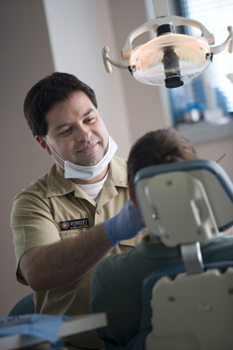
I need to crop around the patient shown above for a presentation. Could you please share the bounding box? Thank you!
[90,128,233,349]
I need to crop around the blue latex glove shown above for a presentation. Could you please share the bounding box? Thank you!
[104,198,145,246]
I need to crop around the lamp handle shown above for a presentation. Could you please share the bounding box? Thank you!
[102,46,129,73]
[211,26,233,55]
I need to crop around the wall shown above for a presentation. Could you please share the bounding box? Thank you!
[195,137,233,181]
[43,0,133,158]
[1,0,170,317]
[42,0,173,154]
[0,0,55,316]
[0,0,232,317]
[107,0,173,143]
[1,0,134,316]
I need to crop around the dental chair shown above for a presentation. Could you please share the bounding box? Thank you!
[8,293,35,316]
[133,159,233,350]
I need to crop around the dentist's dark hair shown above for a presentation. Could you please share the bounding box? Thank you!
[127,128,198,191]
[24,72,97,136]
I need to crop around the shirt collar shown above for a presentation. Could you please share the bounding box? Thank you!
[45,156,128,198]
[108,155,128,188]
[46,164,76,198]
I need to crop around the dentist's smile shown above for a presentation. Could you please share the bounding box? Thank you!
[76,142,99,154]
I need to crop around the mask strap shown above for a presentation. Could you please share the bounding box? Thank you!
[43,137,65,170]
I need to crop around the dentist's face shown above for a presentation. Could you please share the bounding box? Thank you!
[37,91,109,168]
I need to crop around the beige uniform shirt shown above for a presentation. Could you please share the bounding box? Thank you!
[10,155,146,349]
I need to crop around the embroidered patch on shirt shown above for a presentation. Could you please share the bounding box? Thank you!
[60,218,90,231]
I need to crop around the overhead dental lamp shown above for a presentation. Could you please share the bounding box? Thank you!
[102,0,233,88]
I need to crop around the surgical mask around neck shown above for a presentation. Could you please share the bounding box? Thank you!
[44,136,118,180]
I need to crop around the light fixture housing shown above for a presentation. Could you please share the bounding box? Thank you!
[130,24,212,88]
[102,1,232,88]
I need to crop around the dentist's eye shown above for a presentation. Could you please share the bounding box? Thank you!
[60,127,72,136]
[85,116,95,124]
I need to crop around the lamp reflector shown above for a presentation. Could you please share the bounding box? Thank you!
[129,34,211,87]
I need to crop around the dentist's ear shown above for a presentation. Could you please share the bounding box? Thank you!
[35,136,52,155]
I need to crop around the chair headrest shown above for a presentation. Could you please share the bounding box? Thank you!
[134,159,233,247]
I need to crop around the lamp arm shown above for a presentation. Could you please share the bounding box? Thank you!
[211,26,233,55]
[121,15,215,58]
[102,46,129,73]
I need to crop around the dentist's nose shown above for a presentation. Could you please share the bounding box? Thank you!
[75,125,91,142]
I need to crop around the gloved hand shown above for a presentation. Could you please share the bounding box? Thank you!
[104,198,145,246]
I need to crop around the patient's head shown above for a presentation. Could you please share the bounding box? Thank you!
[127,128,198,204]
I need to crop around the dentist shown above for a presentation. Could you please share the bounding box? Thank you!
[10,72,145,350]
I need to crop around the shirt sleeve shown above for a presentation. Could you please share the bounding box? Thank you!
[10,190,61,284]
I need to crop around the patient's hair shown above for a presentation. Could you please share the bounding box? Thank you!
[24,72,97,136]
[127,128,198,189]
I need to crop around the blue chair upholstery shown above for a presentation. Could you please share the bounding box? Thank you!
[8,293,35,316]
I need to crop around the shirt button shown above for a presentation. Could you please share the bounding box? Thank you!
[96,209,101,215]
